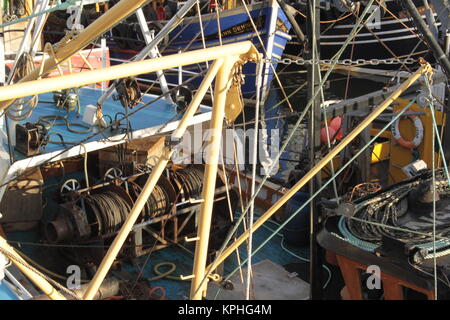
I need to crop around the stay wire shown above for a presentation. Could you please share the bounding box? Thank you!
[220,97,415,292]
[192,1,379,298]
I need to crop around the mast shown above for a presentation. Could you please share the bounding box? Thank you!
[276,0,305,42]
[306,0,323,299]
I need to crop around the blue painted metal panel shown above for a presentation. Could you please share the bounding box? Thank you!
[13,87,210,157]
[0,281,19,300]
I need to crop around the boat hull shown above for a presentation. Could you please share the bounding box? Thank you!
[109,1,292,98]
[285,0,436,66]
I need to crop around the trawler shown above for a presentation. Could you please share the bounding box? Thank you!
[0,0,449,303]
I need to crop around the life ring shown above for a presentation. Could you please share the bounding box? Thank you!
[391,109,424,149]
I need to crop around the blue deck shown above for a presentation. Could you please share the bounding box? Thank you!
[123,214,309,300]
[4,208,309,300]
[3,88,311,300]
[13,87,210,158]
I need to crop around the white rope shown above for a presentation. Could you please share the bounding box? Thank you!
[196,0,214,101]
[245,61,263,300]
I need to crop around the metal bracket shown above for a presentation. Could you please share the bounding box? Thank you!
[184,236,200,242]
[180,274,195,280]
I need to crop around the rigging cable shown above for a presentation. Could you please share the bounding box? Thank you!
[195,1,379,299]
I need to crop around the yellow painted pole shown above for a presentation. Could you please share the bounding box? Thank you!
[83,147,173,300]
[205,61,434,275]
[189,58,236,300]
[0,42,258,106]
[0,0,149,109]
[82,57,233,300]
[0,236,66,300]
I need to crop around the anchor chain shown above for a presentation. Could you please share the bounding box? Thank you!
[267,57,417,66]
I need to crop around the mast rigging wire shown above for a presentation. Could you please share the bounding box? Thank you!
[192,1,379,298]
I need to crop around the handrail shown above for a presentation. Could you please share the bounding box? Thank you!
[0,42,259,103]
[0,0,149,110]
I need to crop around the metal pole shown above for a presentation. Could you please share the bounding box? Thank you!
[135,7,172,103]
[306,0,323,299]
[0,0,150,110]
[0,42,258,103]
[96,0,199,107]
[422,0,438,38]
[83,147,173,300]
[276,0,305,42]
[0,236,66,300]
[82,58,226,300]
[189,58,236,300]
[205,61,433,274]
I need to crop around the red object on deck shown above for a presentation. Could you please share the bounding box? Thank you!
[156,5,166,20]
[329,116,342,139]
[320,127,336,144]
[210,0,217,12]
[320,116,343,144]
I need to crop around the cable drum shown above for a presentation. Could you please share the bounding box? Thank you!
[147,185,168,218]
[127,181,152,218]
[83,191,132,236]
[47,167,207,243]
[170,166,204,200]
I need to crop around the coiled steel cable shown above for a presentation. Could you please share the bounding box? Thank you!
[5,52,38,121]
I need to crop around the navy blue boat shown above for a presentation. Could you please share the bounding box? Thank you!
[109,0,292,99]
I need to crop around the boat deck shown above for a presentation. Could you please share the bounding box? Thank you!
[2,87,211,181]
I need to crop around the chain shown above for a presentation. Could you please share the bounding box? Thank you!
[232,62,245,86]
[269,57,417,66]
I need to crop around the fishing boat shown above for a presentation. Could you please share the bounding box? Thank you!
[106,0,292,99]
[285,0,439,65]
[0,0,450,303]
[0,0,303,301]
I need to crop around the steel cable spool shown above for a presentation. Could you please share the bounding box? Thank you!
[127,181,151,219]
[92,194,114,234]
[135,174,175,217]
[105,191,131,225]
[81,187,133,236]
[83,196,105,236]
[97,193,121,233]
[147,185,168,218]
[171,170,187,200]
[171,166,204,199]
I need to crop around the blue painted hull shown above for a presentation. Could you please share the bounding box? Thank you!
[110,1,291,98]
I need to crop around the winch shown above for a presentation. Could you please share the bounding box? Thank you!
[53,89,79,111]
[45,164,235,260]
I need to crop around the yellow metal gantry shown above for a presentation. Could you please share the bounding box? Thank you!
[0,2,435,299]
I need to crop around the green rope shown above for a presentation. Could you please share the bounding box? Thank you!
[425,77,450,188]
